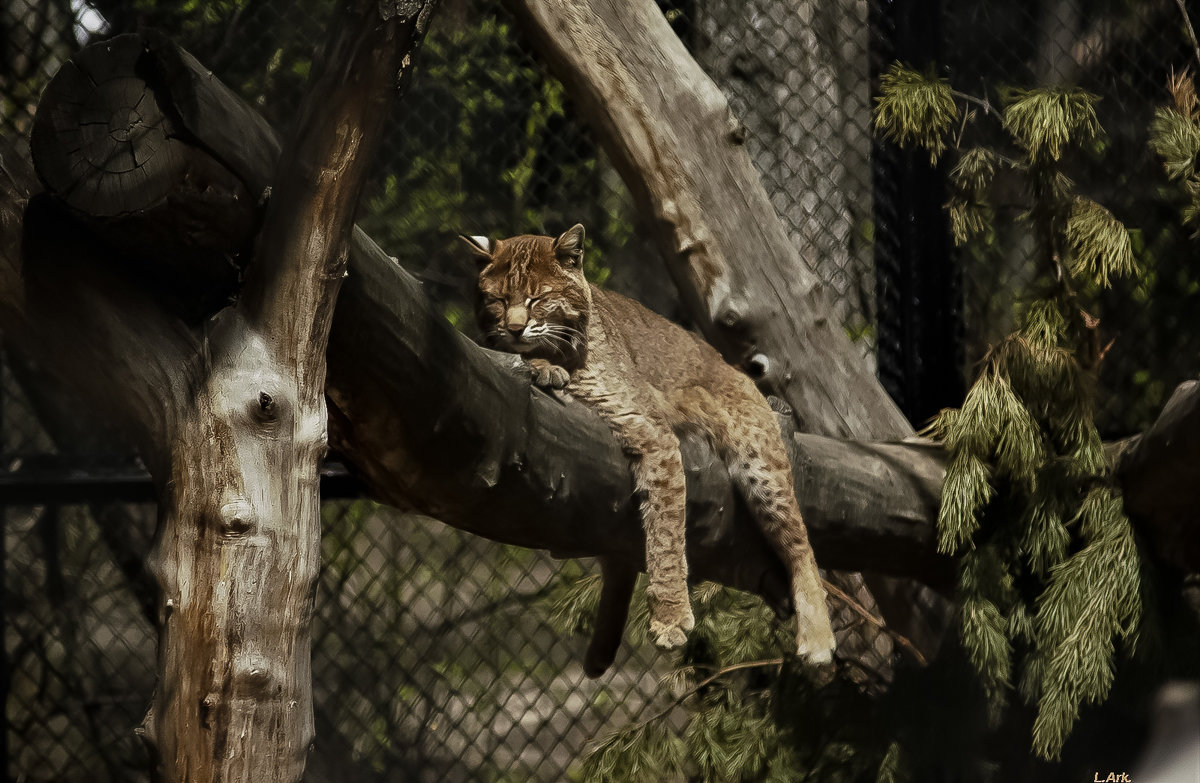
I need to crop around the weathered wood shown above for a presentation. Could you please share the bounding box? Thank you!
[30,34,256,313]
[502,0,911,441]
[136,3,440,781]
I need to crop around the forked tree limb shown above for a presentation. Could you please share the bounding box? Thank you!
[8,2,441,780]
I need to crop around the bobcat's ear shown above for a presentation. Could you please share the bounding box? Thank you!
[459,234,493,262]
[553,223,585,267]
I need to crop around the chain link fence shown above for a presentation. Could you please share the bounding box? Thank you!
[4,0,1200,780]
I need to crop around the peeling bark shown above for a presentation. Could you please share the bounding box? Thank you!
[8,0,441,778]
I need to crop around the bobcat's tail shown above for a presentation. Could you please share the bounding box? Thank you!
[583,558,637,677]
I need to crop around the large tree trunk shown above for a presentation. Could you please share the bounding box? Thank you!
[693,0,874,333]
[9,2,440,779]
[502,0,909,441]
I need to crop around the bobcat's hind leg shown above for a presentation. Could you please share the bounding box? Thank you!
[732,450,834,663]
[696,392,835,664]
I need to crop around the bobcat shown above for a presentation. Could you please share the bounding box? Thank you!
[464,224,835,675]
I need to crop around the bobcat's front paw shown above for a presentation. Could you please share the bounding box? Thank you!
[528,358,570,389]
[649,613,694,650]
[647,599,695,651]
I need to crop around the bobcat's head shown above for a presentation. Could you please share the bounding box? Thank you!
[463,224,590,371]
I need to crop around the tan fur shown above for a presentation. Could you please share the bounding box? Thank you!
[466,225,835,668]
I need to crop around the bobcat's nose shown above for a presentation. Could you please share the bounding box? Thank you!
[506,305,529,339]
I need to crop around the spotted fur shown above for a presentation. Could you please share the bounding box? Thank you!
[466,225,835,673]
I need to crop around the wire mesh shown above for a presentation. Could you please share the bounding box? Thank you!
[938,0,1200,435]
[4,0,1200,780]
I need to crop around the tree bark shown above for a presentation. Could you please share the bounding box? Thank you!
[9,1,440,778]
[693,0,874,332]
[501,0,910,441]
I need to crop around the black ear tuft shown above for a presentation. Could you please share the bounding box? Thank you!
[553,223,585,267]
[459,234,493,262]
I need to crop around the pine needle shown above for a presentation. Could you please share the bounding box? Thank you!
[1002,87,1101,162]
[1030,495,1141,759]
[1065,198,1137,288]
[1149,108,1200,181]
[873,63,959,164]
[581,720,687,783]
[937,451,994,554]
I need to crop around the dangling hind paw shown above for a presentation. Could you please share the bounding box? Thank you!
[793,596,836,666]
[795,636,835,666]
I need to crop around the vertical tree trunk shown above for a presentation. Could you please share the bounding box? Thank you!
[693,0,873,333]
[130,3,440,781]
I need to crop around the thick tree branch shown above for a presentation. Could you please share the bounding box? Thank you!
[1111,380,1200,573]
[6,31,1197,688]
[0,151,195,474]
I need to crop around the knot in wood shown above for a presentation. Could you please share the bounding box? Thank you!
[219,499,254,536]
[249,387,286,426]
[718,307,743,330]
[200,692,219,728]
[233,654,282,697]
[727,121,748,145]
[746,353,771,380]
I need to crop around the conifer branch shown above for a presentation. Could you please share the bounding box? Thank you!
[823,578,928,665]
[950,89,999,119]
[616,658,786,737]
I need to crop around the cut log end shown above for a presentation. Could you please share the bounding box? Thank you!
[32,35,186,217]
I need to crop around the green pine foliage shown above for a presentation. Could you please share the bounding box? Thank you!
[1150,72,1200,229]
[1065,199,1137,287]
[580,718,687,783]
[948,148,999,244]
[872,63,959,164]
[1001,87,1101,163]
[881,64,1145,760]
[545,568,900,782]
